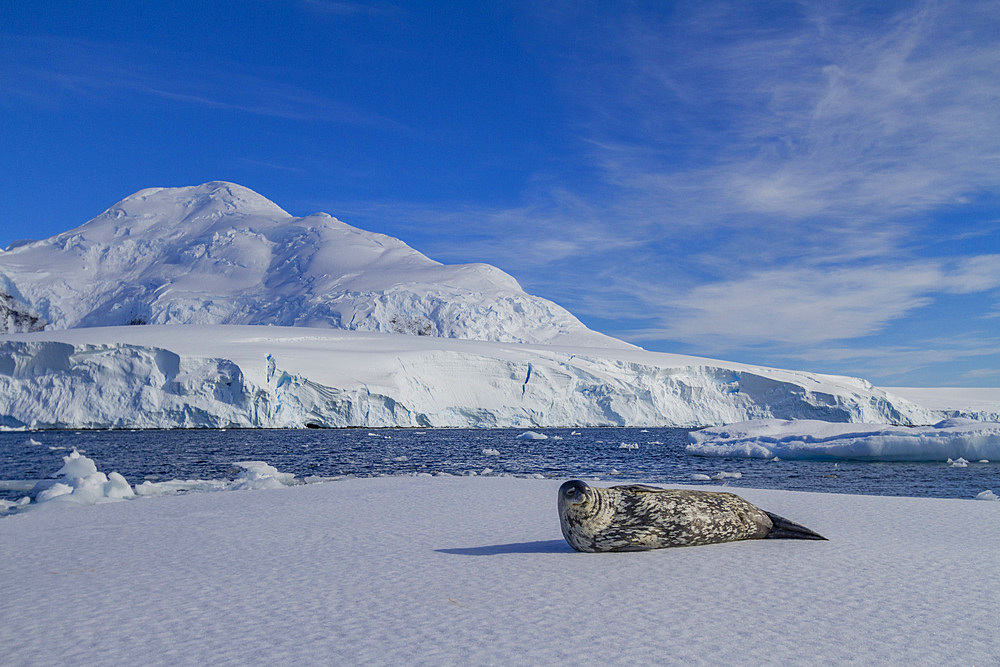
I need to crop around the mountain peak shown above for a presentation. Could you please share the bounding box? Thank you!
[107,181,291,222]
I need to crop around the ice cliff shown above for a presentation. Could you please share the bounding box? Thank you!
[0,326,938,429]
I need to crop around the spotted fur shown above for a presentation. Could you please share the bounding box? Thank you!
[557,480,825,552]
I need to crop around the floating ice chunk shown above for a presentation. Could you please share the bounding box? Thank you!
[27,438,42,446]
[391,455,408,462]
[230,461,298,490]
[711,471,742,480]
[975,490,998,501]
[688,418,1000,462]
[947,458,969,468]
[517,431,548,440]
[691,474,711,481]
[618,442,639,450]
[482,448,500,456]
[979,460,989,463]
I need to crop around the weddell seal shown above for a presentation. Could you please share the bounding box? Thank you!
[558,480,826,552]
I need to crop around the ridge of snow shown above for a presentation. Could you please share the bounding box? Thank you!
[0,182,626,348]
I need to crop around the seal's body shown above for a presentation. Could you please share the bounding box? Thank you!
[558,480,826,552]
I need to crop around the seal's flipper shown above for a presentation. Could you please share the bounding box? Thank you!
[763,511,827,540]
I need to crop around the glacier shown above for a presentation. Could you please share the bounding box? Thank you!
[0,325,937,429]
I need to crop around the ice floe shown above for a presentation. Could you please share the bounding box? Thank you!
[688,418,1000,462]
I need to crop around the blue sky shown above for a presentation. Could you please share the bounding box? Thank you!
[2,0,998,387]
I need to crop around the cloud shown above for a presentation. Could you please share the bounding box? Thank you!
[620,255,1000,346]
[0,35,401,128]
[585,0,1000,225]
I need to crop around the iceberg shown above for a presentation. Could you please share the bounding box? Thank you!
[687,418,1000,462]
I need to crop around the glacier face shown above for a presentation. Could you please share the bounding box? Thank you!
[0,326,939,430]
[0,182,626,348]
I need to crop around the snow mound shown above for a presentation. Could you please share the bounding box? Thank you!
[2,448,305,513]
[687,418,1000,462]
[27,449,134,508]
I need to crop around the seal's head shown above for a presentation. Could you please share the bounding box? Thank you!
[558,479,592,513]
[558,480,606,552]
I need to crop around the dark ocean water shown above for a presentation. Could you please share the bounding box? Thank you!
[1,427,997,503]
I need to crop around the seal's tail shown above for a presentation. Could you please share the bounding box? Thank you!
[763,511,827,540]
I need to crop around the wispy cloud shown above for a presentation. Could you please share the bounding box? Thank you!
[578,0,1000,225]
[1,35,402,128]
[637,257,1000,347]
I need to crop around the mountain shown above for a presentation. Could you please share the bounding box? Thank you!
[0,182,947,429]
[0,182,627,348]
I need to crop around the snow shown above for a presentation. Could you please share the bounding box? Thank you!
[0,182,991,430]
[0,182,625,348]
[883,386,1000,422]
[0,324,940,429]
[688,418,1000,461]
[27,448,135,507]
[1,475,997,663]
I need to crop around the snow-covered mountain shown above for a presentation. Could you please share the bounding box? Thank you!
[0,182,626,348]
[0,181,956,429]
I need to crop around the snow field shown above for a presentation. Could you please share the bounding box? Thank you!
[1,476,997,664]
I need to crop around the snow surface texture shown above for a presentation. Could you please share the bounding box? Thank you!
[688,418,1000,461]
[1,476,997,663]
[0,325,938,429]
[0,182,625,348]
